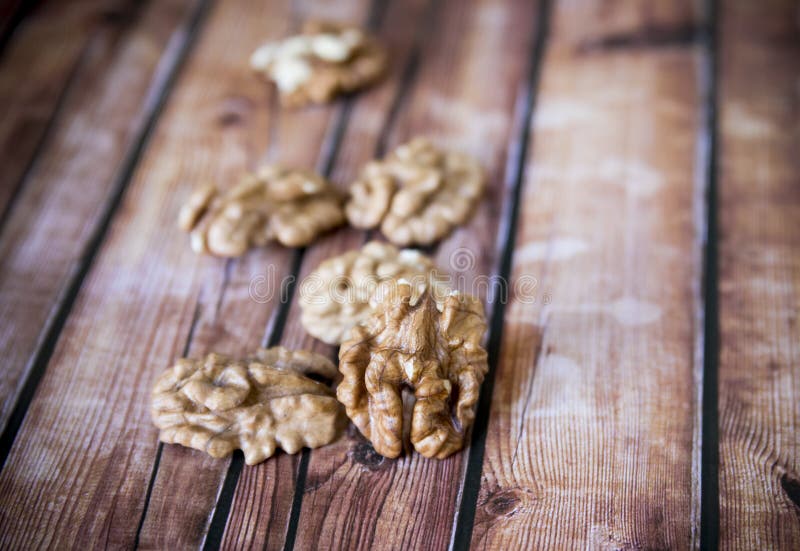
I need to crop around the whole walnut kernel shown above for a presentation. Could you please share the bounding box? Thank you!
[151,347,345,465]
[345,138,485,246]
[250,20,388,107]
[299,241,449,345]
[178,166,344,256]
[338,281,488,459]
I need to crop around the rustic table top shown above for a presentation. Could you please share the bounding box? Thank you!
[0,0,797,549]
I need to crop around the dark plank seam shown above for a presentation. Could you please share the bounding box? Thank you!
[133,296,204,548]
[0,0,153,235]
[200,97,356,551]
[200,3,391,544]
[281,1,440,548]
[0,32,93,236]
[0,0,37,59]
[449,0,552,548]
[0,0,214,471]
[699,0,720,547]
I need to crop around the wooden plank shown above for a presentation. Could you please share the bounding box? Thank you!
[717,0,800,547]
[218,0,431,548]
[0,0,199,439]
[0,0,315,547]
[0,0,27,52]
[469,1,703,549]
[130,1,375,549]
[0,0,129,216]
[215,0,543,549]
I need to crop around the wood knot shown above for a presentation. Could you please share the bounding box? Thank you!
[217,96,254,127]
[780,472,800,510]
[483,488,526,517]
[577,23,700,53]
[350,442,386,470]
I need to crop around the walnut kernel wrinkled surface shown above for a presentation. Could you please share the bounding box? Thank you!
[345,138,485,246]
[299,241,449,345]
[338,281,488,459]
[250,20,387,107]
[178,166,344,256]
[151,347,344,465]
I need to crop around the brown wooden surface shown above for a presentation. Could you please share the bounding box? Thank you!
[136,0,374,548]
[0,0,198,437]
[0,0,798,549]
[470,1,702,548]
[217,0,541,548]
[0,0,96,215]
[717,0,800,548]
[220,0,430,546]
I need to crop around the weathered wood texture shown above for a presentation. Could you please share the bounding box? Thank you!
[469,1,703,549]
[717,0,800,548]
[0,0,198,437]
[223,0,544,549]
[1,0,799,548]
[0,0,300,547]
[135,1,375,548]
[0,0,92,215]
[220,0,431,546]
[0,0,25,46]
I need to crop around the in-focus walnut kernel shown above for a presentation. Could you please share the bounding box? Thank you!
[250,20,388,107]
[151,347,344,465]
[299,241,449,345]
[345,137,485,246]
[178,165,344,256]
[338,280,488,459]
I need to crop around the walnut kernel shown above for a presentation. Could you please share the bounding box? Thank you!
[299,241,449,345]
[338,280,488,459]
[250,21,387,107]
[179,166,344,256]
[151,347,345,465]
[345,138,485,246]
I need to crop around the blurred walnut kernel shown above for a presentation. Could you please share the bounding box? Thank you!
[345,137,485,246]
[299,241,449,345]
[151,347,344,465]
[178,165,344,256]
[250,20,388,107]
[338,280,488,459]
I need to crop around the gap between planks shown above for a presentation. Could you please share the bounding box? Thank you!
[450,0,552,548]
[197,1,393,548]
[699,0,720,548]
[0,0,214,470]
[0,0,32,58]
[0,0,727,547]
[0,24,90,235]
[279,1,438,549]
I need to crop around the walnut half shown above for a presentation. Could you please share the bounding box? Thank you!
[178,166,344,256]
[338,281,488,459]
[345,138,485,246]
[151,347,344,465]
[250,20,388,107]
[299,241,450,345]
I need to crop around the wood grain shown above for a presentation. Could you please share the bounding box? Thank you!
[0,0,797,547]
[219,0,432,547]
[0,0,300,546]
[0,0,138,216]
[133,0,374,549]
[717,0,800,547]
[0,0,198,437]
[469,1,703,549]
[219,0,543,549]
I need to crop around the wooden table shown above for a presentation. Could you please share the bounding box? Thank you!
[0,0,797,549]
